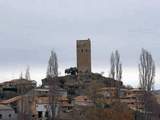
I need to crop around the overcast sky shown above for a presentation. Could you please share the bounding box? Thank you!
[0,0,160,89]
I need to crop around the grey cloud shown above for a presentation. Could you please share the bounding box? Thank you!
[0,0,160,69]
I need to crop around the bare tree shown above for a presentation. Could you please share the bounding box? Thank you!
[109,52,115,79]
[115,50,122,81]
[47,50,58,120]
[109,50,122,98]
[25,66,31,80]
[138,49,156,120]
[19,72,23,80]
[47,50,58,78]
[109,50,122,81]
[139,48,155,91]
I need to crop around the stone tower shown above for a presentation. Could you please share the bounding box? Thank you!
[76,39,91,74]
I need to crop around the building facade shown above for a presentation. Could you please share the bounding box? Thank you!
[0,79,37,99]
[76,39,91,74]
[0,104,17,120]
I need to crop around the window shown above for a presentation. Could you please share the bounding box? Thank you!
[38,111,42,118]
[81,49,83,53]
[9,114,11,118]
[45,111,48,118]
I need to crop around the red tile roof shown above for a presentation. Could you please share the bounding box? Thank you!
[0,96,22,104]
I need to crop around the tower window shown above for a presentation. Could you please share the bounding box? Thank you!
[9,114,11,118]
[81,49,83,53]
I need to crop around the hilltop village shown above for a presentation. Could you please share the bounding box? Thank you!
[0,39,159,120]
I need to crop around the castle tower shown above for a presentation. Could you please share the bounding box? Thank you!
[76,39,91,74]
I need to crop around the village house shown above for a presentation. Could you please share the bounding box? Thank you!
[0,104,17,120]
[0,79,36,99]
[120,88,145,110]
